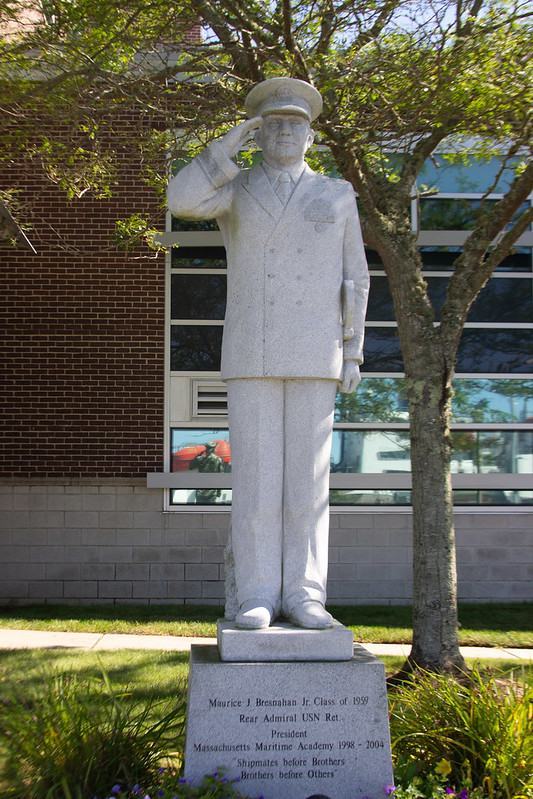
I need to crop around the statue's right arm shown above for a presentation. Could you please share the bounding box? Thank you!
[167,117,262,221]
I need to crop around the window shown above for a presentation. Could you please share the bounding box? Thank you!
[160,157,533,508]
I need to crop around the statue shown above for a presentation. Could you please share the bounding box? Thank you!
[167,78,369,630]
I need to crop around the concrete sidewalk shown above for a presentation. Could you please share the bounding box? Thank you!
[0,628,531,661]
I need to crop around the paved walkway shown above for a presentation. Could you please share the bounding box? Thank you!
[0,628,531,661]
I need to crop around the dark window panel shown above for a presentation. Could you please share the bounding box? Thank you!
[171,247,227,268]
[367,276,395,321]
[170,326,223,371]
[468,279,532,323]
[171,274,227,320]
[367,275,532,323]
[420,247,531,272]
[456,330,533,373]
[363,328,404,372]
[171,217,219,232]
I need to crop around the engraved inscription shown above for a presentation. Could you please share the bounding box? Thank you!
[191,685,391,791]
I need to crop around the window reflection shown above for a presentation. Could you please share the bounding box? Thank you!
[171,246,227,269]
[336,378,533,424]
[452,379,533,423]
[330,429,533,476]
[363,329,403,371]
[367,274,532,323]
[456,330,533,373]
[171,274,227,320]
[171,217,219,232]
[419,199,530,231]
[170,326,223,371]
[419,247,531,272]
[170,429,231,505]
[330,490,533,506]
[335,379,408,422]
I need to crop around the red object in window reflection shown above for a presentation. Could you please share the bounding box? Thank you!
[171,440,231,471]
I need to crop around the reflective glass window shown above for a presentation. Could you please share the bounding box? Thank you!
[363,328,403,372]
[330,489,411,506]
[170,428,231,505]
[330,489,533,506]
[330,429,533,475]
[451,379,533,423]
[419,198,530,231]
[417,155,518,194]
[450,430,533,474]
[171,247,226,268]
[420,247,531,272]
[170,326,223,371]
[456,330,533,373]
[336,378,533,424]
[335,378,408,423]
[171,274,227,320]
[331,429,411,474]
[367,275,532,323]
[171,217,219,232]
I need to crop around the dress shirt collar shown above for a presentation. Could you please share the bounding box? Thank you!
[261,160,305,185]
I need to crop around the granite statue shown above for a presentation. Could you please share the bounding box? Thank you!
[167,77,369,631]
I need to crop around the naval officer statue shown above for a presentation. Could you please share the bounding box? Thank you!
[167,77,369,631]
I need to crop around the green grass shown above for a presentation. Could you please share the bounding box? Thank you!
[0,602,531,647]
[0,649,190,697]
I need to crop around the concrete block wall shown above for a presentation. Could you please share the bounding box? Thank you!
[0,482,531,606]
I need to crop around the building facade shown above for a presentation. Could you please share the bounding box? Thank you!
[1,144,532,606]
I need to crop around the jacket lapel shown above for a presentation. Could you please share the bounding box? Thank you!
[239,163,329,227]
[240,165,283,220]
[279,166,328,229]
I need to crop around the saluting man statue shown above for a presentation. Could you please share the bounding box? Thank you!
[168,78,369,631]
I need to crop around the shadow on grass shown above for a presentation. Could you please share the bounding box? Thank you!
[0,649,190,703]
[0,602,531,646]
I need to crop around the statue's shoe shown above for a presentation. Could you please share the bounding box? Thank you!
[235,599,274,629]
[287,601,333,629]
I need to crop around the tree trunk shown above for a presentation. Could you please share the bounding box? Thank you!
[404,364,467,674]
[373,222,468,675]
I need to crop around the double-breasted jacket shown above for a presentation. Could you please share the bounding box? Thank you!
[167,141,369,382]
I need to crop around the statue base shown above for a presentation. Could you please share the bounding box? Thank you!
[184,641,393,799]
[217,619,354,661]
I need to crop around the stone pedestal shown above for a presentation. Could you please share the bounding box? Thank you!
[217,619,354,662]
[184,640,393,799]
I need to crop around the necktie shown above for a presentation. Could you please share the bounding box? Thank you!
[275,172,292,205]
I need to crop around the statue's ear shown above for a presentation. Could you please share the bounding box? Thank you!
[254,125,264,149]
[306,129,315,150]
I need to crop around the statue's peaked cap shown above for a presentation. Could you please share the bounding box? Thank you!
[245,78,322,122]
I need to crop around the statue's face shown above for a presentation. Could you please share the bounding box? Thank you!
[255,113,314,168]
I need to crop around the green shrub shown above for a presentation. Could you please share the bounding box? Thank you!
[0,670,186,799]
[389,667,533,799]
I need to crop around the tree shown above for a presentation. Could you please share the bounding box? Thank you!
[2,0,532,672]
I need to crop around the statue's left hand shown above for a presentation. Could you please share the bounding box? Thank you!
[340,361,361,394]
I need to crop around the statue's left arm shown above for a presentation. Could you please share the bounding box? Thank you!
[340,187,370,393]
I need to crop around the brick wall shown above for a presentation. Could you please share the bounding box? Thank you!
[1,119,166,479]
[0,484,531,605]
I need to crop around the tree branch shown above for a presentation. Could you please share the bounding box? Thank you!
[440,159,533,345]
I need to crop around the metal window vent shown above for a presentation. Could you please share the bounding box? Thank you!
[192,380,228,417]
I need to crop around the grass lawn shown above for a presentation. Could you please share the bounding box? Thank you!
[0,648,190,696]
[0,602,531,647]
[0,648,524,693]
